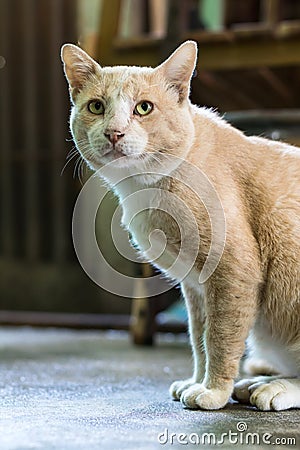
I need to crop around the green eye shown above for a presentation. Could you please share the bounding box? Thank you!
[88,100,104,115]
[134,101,153,116]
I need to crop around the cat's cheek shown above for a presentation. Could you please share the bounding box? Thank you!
[124,129,148,157]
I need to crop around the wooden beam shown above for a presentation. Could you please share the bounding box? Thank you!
[194,36,300,71]
[257,67,293,102]
[0,310,130,330]
[0,310,187,334]
[191,77,241,111]
[96,0,122,64]
[216,69,292,110]
[100,33,300,71]
[197,71,259,109]
[276,20,300,38]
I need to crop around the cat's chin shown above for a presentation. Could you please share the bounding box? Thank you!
[100,150,124,163]
[85,149,126,170]
[98,150,145,168]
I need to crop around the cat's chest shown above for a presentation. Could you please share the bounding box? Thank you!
[123,205,202,286]
[122,203,179,250]
[116,179,201,281]
[120,192,180,260]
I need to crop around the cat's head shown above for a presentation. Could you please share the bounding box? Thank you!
[61,41,197,174]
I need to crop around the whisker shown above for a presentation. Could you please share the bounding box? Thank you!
[61,150,80,176]
[77,158,83,185]
[73,155,82,180]
[66,148,79,160]
[78,158,88,185]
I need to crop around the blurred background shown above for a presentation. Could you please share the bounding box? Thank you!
[1,0,300,343]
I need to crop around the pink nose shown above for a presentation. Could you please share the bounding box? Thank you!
[104,131,125,145]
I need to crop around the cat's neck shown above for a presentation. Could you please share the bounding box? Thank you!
[113,170,172,204]
[99,155,181,202]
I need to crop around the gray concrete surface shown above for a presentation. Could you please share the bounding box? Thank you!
[0,327,298,450]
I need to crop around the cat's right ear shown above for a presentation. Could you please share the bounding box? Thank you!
[61,44,99,101]
[155,41,197,103]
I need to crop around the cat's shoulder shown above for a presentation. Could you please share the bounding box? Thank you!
[192,105,234,130]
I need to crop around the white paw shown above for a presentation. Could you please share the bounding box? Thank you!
[180,383,231,410]
[250,379,296,411]
[233,376,270,404]
[169,378,197,400]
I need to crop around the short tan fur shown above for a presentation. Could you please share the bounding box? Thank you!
[61,41,300,411]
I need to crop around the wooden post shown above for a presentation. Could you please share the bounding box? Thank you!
[159,0,189,60]
[23,0,39,261]
[49,0,72,262]
[149,0,169,37]
[130,264,155,346]
[96,0,122,64]
[0,0,14,257]
[261,0,280,28]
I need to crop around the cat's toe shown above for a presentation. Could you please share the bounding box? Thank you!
[233,378,261,403]
[181,384,231,410]
[180,383,206,409]
[250,380,292,411]
[169,378,196,401]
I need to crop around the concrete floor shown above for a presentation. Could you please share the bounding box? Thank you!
[0,328,298,450]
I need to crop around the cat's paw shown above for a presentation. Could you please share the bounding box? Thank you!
[249,379,298,411]
[169,378,197,401]
[180,383,231,410]
[234,377,299,410]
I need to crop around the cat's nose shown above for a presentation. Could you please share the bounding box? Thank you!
[104,130,125,145]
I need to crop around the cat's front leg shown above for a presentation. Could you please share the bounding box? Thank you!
[180,279,258,410]
[169,283,206,400]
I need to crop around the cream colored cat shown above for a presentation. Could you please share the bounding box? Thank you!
[61,41,300,411]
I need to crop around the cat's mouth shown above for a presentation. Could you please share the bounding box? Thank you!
[101,146,127,161]
[98,143,144,164]
[84,141,145,169]
[85,147,134,169]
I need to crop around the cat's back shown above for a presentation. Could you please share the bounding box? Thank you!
[190,106,300,256]
[191,107,300,197]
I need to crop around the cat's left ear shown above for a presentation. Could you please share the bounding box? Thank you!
[156,41,197,102]
[61,44,100,101]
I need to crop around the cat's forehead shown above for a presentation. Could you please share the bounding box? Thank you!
[102,65,153,78]
[92,65,158,97]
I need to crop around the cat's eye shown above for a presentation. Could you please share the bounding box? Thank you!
[134,101,153,116]
[88,100,104,115]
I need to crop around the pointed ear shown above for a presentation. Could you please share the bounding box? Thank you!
[61,44,99,100]
[156,41,197,102]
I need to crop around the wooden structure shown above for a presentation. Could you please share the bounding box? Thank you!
[1,0,300,343]
[96,0,300,112]
[0,0,129,319]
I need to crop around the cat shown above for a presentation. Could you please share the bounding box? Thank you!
[61,41,300,411]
